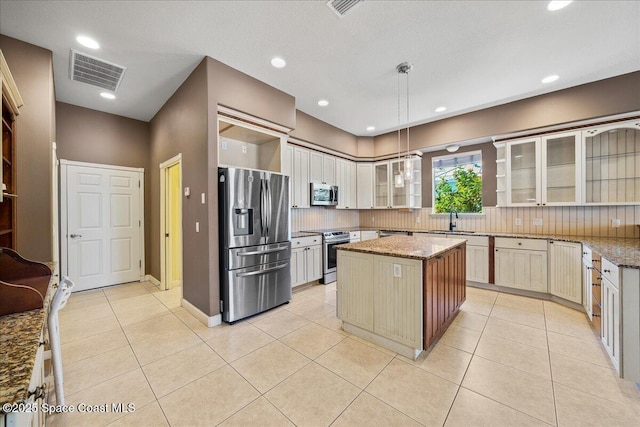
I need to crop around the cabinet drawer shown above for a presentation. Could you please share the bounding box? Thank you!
[349,231,360,240]
[459,235,489,247]
[601,258,619,289]
[292,235,321,248]
[495,237,547,251]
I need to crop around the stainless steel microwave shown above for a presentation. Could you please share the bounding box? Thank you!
[310,183,338,206]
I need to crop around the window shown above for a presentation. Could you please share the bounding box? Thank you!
[432,151,482,213]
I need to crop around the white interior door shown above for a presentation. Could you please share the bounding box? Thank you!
[63,162,143,291]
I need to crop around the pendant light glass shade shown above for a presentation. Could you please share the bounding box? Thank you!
[404,157,413,181]
[394,171,404,188]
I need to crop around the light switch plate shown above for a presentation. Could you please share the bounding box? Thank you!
[184,187,190,197]
[612,219,621,227]
[201,193,206,204]
[196,222,200,233]
[515,218,522,226]
[393,264,402,278]
[533,218,543,226]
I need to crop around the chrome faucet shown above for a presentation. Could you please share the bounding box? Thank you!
[449,210,458,231]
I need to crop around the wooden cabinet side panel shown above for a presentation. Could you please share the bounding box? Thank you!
[424,245,466,349]
[337,251,374,330]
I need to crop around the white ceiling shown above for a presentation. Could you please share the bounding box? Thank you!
[1,1,638,136]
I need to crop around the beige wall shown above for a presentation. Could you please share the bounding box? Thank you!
[359,206,640,239]
[0,35,54,261]
[150,59,211,314]
[290,110,359,156]
[375,71,640,157]
[55,102,152,268]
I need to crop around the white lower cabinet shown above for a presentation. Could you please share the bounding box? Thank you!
[601,275,620,372]
[464,236,489,284]
[361,230,379,241]
[290,236,321,288]
[549,240,582,303]
[494,238,547,293]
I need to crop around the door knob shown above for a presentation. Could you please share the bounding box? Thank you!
[70,234,82,238]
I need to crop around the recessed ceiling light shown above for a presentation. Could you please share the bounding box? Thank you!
[270,57,286,68]
[366,126,376,132]
[435,106,447,113]
[100,92,116,100]
[318,99,329,107]
[547,1,572,11]
[76,35,100,49]
[541,74,559,84]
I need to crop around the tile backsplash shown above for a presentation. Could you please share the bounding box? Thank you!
[291,207,360,232]
[358,206,640,239]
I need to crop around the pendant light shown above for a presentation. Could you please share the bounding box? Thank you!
[395,62,414,187]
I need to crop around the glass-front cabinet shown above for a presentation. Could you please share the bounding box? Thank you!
[542,131,581,205]
[374,162,390,208]
[507,138,540,206]
[583,121,640,204]
[506,132,581,206]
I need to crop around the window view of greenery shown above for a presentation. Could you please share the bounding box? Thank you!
[433,152,482,213]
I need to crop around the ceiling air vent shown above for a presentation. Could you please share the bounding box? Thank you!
[326,0,364,17]
[69,50,126,91]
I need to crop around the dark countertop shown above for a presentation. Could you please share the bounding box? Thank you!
[0,271,55,409]
[337,235,466,260]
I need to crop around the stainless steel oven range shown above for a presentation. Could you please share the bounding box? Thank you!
[320,231,350,284]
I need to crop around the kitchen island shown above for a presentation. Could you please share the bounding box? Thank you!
[336,235,466,359]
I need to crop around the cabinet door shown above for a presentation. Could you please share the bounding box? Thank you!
[390,159,408,208]
[357,163,374,209]
[466,245,489,283]
[495,248,547,293]
[542,131,581,205]
[309,151,323,183]
[282,144,293,177]
[323,155,336,185]
[336,158,355,209]
[549,241,582,303]
[306,245,322,282]
[337,250,374,330]
[602,278,620,372]
[494,248,515,287]
[292,148,310,208]
[348,160,357,209]
[507,138,541,206]
[374,162,390,208]
[373,255,422,348]
[290,247,306,287]
[583,258,593,318]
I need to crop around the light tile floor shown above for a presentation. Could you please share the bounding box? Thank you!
[47,282,640,426]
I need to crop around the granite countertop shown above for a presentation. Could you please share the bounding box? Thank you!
[0,272,55,409]
[414,230,640,269]
[337,235,466,260]
[291,231,322,239]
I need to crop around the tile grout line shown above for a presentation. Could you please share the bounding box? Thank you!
[543,301,560,427]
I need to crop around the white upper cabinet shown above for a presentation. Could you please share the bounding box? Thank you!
[336,158,356,209]
[356,163,374,209]
[374,161,391,208]
[582,120,640,205]
[309,152,336,185]
[506,132,581,206]
[507,137,541,206]
[291,147,310,208]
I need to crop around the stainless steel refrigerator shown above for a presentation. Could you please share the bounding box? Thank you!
[218,167,291,323]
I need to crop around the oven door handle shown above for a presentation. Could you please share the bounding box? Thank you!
[236,263,287,277]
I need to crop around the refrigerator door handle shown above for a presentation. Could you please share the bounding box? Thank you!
[259,178,266,237]
[236,263,288,277]
[237,247,288,256]
[266,179,272,236]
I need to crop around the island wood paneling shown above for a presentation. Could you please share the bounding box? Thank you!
[424,244,466,349]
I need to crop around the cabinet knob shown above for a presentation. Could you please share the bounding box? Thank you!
[583,252,588,255]
[518,242,522,246]
[604,269,611,273]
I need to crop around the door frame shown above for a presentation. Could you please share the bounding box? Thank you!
[60,159,145,283]
[159,153,183,291]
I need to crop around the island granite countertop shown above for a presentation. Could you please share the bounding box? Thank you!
[337,235,466,260]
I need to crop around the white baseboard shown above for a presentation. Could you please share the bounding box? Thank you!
[144,274,161,286]
[182,298,222,328]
